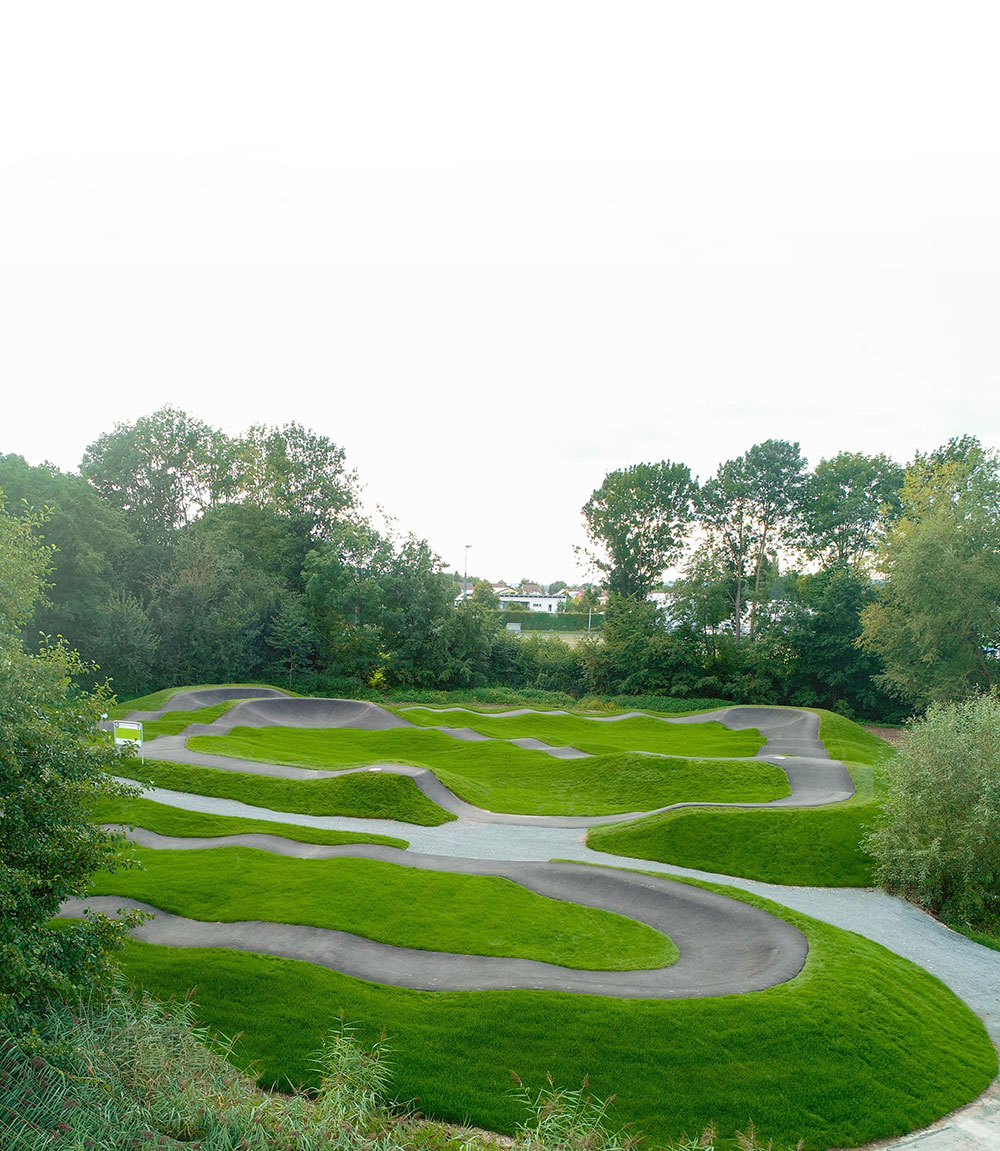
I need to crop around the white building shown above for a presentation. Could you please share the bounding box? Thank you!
[498,592,567,614]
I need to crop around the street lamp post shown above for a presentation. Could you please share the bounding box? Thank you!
[464,544,472,597]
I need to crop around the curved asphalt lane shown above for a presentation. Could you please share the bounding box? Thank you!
[73,689,1000,1147]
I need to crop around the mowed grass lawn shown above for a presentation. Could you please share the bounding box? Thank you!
[115,761,456,826]
[139,701,238,739]
[185,727,789,816]
[395,706,765,757]
[91,795,409,849]
[113,878,996,1151]
[88,846,677,971]
[108,684,289,720]
[588,712,896,886]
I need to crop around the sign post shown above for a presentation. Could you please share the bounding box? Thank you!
[113,720,144,764]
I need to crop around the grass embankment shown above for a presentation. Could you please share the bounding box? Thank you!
[185,727,788,816]
[139,701,238,738]
[91,796,409,849]
[88,846,676,972]
[114,878,996,1151]
[587,711,896,886]
[116,761,456,826]
[396,707,765,757]
[109,683,288,720]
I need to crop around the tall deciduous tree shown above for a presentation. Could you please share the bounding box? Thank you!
[233,422,357,535]
[0,454,139,658]
[581,461,697,599]
[798,451,904,567]
[698,440,805,640]
[81,406,227,541]
[860,436,1000,706]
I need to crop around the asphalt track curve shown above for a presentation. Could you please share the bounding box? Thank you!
[79,699,838,996]
[136,700,855,825]
[62,836,807,997]
[126,686,290,721]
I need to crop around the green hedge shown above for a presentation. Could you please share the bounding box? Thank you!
[499,610,603,632]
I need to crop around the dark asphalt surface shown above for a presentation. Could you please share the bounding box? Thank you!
[62,839,807,996]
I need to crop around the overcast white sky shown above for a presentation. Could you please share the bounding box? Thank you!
[3,4,999,584]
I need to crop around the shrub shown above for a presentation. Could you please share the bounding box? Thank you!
[863,692,1000,929]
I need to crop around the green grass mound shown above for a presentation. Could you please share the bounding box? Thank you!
[185,727,789,816]
[586,714,897,885]
[91,796,409,849]
[118,761,456,826]
[114,880,997,1151]
[588,763,882,886]
[89,846,677,972]
[109,683,290,720]
[816,709,897,766]
[397,707,765,757]
[140,701,239,738]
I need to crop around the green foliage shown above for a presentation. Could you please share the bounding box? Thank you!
[89,846,677,971]
[80,406,224,540]
[698,440,805,641]
[0,503,141,1020]
[797,450,904,566]
[150,531,284,687]
[0,456,140,669]
[860,435,1000,706]
[581,461,697,599]
[864,692,1000,930]
[304,522,458,688]
[0,984,400,1149]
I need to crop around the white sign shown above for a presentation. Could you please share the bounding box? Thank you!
[113,720,144,763]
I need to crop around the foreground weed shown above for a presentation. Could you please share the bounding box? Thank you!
[509,1072,640,1151]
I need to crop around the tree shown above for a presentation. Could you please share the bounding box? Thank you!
[267,595,317,687]
[0,454,140,660]
[859,436,1000,706]
[0,499,139,1019]
[863,692,1000,930]
[698,440,804,641]
[233,422,357,536]
[798,451,904,567]
[87,590,159,699]
[581,461,697,599]
[80,406,225,541]
[781,566,899,717]
[470,579,499,608]
[150,531,283,685]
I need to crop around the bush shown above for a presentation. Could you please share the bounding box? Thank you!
[863,692,1000,930]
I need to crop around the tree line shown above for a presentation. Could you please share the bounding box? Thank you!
[2,408,997,719]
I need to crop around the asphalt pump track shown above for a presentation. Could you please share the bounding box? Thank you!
[63,689,859,996]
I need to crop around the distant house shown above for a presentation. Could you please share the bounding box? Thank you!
[453,581,475,604]
[499,590,567,614]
